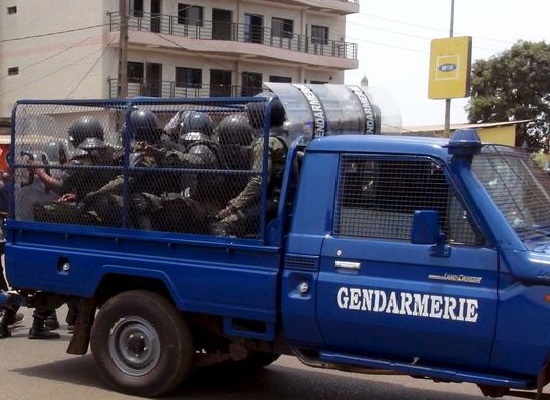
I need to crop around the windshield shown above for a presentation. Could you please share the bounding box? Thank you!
[472,145,550,242]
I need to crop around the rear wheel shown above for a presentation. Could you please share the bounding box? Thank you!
[90,290,193,397]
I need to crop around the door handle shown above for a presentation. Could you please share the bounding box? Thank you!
[334,260,361,270]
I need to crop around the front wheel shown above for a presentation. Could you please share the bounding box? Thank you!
[90,290,193,397]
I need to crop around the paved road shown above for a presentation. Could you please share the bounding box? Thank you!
[0,306,541,400]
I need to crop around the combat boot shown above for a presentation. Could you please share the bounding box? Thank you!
[7,312,24,326]
[0,307,15,339]
[28,312,60,340]
[44,310,60,331]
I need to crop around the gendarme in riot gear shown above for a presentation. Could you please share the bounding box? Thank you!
[28,116,119,339]
[129,109,163,144]
[180,111,214,137]
[68,116,104,149]
[214,113,256,204]
[213,99,288,237]
[155,123,222,234]
[246,97,286,133]
[30,118,116,203]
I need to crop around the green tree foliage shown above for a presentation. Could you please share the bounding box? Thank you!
[467,40,550,151]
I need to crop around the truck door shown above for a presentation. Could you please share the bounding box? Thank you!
[317,154,498,369]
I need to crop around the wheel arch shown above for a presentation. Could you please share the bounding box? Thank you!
[68,270,178,355]
[93,270,177,308]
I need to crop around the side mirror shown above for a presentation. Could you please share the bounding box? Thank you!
[411,210,444,245]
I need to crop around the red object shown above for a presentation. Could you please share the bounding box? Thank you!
[0,144,9,172]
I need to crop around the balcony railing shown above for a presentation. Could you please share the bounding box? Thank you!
[108,12,357,60]
[107,80,260,99]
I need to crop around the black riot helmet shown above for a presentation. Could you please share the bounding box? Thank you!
[187,143,217,166]
[129,109,161,143]
[77,137,107,151]
[163,110,190,140]
[68,116,104,148]
[215,114,255,146]
[246,97,286,131]
[180,111,214,136]
[179,131,210,149]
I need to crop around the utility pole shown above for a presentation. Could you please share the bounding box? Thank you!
[117,0,129,98]
[444,0,455,135]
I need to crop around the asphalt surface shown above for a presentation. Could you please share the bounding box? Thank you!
[0,306,542,400]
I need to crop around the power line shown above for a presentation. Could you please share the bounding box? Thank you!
[346,32,504,56]
[345,35,429,54]
[0,37,92,81]
[66,37,116,98]
[358,12,516,45]
[0,23,109,43]
[346,18,510,56]
[347,20,433,41]
[1,46,111,96]
[355,12,448,34]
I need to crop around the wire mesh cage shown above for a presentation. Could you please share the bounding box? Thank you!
[334,155,482,245]
[11,98,280,239]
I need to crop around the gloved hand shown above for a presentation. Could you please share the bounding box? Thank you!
[216,204,236,221]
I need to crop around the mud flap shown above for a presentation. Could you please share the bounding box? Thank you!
[67,298,96,355]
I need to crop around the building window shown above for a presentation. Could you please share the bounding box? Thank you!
[7,67,19,76]
[244,14,264,44]
[129,0,143,17]
[310,80,327,84]
[271,17,293,39]
[176,67,202,87]
[269,76,291,83]
[311,25,328,45]
[127,62,144,83]
[241,72,263,96]
[210,69,232,97]
[178,4,203,26]
[7,6,16,14]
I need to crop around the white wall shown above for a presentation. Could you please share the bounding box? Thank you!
[0,0,113,116]
[1,0,351,117]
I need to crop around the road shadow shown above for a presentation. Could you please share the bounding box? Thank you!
[168,364,489,400]
[13,354,491,400]
[12,354,110,391]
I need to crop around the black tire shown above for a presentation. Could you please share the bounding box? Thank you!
[90,290,193,397]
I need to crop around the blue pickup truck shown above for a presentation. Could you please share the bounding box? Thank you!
[5,84,550,399]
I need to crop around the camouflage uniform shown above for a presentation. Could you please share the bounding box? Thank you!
[215,126,288,237]
[33,142,118,226]
[149,140,221,234]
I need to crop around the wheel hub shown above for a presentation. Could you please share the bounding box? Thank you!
[127,333,147,355]
[108,316,161,377]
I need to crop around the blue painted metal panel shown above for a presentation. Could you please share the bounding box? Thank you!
[317,238,498,369]
[489,254,550,375]
[7,225,281,325]
[319,351,533,389]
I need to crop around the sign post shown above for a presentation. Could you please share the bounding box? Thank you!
[428,36,472,135]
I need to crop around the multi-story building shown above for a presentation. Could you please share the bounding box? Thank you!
[0,0,359,118]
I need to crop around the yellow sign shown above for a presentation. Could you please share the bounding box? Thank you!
[428,36,472,99]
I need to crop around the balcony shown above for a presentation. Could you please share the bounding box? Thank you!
[107,80,256,99]
[108,12,358,65]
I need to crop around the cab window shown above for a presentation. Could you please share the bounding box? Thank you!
[333,155,483,245]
